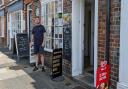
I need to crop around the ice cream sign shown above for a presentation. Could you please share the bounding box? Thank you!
[96,61,110,89]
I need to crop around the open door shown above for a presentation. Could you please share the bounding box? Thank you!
[84,0,95,76]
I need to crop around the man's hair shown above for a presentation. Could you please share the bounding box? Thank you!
[34,16,40,19]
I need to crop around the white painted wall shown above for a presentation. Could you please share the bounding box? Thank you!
[72,0,83,76]
[119,0,128,82]
[117,0,128,88]
[72,0,99,87]
[94,0,98,86]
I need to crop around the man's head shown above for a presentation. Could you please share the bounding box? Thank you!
[34,16,40,25]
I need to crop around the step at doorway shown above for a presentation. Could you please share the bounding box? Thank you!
[74,73,95,89]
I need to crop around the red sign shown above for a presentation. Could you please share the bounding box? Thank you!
[96,61,110,89]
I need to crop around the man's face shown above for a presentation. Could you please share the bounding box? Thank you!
[34,18,40,24]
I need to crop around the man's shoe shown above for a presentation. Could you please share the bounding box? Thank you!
[33,66,38,71]
[42,66,45,72]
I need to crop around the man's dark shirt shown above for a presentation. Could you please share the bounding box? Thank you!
[32,25,46,46]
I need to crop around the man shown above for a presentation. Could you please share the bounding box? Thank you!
[30,16,46,71]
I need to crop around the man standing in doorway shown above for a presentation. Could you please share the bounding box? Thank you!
[31,16,46,71]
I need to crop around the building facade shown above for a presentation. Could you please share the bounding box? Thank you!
[0,0,8,47]
[24,0,42,40]
[6,0,25,51]
[39,0,124,89]
[0,0,127,89]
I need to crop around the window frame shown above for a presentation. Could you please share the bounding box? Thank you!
[8,10,25,38]
[41,0,63,52]
[0,0,4,7]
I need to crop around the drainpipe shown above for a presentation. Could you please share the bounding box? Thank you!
[105,0,111,63]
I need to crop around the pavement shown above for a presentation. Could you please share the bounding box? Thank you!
[0,48,87,89]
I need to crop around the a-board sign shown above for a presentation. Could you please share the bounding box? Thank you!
[52,48,62,79]
[15,33,29,57]
[96,61,110,89]
[63,25,71,61]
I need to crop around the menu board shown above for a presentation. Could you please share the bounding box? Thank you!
[52,48,62,79]
[63,25,71,61]
[15,33,29,57]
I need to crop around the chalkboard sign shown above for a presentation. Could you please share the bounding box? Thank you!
[52,48,62,79]
[15,33,29,58]
[63,25,71,61]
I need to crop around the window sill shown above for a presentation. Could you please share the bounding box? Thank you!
[44,48,53,52]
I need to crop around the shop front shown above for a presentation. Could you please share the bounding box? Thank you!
[40,0,99,87]
[0,0,6,47]
[7,0,25,51]
[40,0,64,67]
[0,9,5,47]
[39,0,98,87]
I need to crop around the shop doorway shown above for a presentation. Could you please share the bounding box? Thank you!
[27,4,33,41]
[72,0,98,87]
[84,0,95,75]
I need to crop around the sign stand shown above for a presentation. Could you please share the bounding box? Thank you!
[50,48,64,81]
[15,33,29,61]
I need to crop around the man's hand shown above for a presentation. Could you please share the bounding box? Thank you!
[30,42,34,48]
[42,42,45,47]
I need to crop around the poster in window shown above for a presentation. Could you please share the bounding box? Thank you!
[56,0,62,13]
[33,0,40,16]
[63,13,72,61]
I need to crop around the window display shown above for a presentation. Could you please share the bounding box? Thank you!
[8,10,24,37]
[41,0,63,51]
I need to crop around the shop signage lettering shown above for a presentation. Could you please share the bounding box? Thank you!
[96,61,110,89]
[52,48,62,78]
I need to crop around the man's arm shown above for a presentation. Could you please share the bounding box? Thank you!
[30,34,34,47]
[31,34,34,42]
[30,28,34,47]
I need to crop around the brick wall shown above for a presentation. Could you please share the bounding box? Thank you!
[63,0,72,14]
[98,0,120,89]
[24,0,32,4]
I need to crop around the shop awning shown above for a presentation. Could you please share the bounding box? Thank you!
[8,0,23,13]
